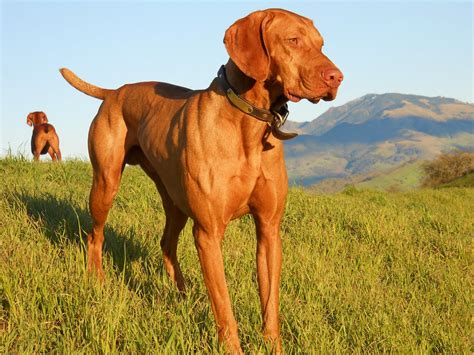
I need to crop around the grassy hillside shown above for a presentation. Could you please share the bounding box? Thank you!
[439,172,474,188]
[1,158,472,353]
[311,160,424,193]
[285,94,474,185]
[356,160,424,191]
[286,132,474,185]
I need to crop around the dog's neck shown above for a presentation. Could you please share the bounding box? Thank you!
[224,60,287,112]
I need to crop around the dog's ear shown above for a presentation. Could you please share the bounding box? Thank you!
[27,113,34,126]
[41,112,48,123]
[224,11,274,82]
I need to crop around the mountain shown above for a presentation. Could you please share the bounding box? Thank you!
[284,93,474,185]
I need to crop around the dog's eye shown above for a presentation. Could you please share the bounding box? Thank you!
[286,37,299,45]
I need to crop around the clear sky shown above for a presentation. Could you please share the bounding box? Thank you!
[1,0,472,158]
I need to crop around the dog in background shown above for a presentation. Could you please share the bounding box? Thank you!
[26,111,62,161]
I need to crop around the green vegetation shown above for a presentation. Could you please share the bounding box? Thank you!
[285,94,474,185]
[439,172,474,188]
[311,160,424,193]
[422,150,474,187]
[356,160,424,191]
[1,157,472,353]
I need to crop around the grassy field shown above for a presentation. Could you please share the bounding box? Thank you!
[356,160,424,191]
[440,172,474,189]
[311,160,424,193]
[1,157,472,353]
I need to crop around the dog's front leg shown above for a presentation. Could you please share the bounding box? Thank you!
[249,143,287,353]
[193,223,242,354]
[254,215,283,353]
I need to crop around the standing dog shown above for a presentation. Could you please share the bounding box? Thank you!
[27,111,62,161]
[60,8,342,352]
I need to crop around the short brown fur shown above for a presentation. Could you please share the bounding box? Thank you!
[60,9,342,353]
[26,111,62,161]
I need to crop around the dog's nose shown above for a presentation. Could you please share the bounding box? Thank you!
[322,68,343,88]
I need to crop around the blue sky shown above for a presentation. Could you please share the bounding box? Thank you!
[1,0,472,158]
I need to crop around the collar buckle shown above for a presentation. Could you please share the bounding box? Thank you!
[218,65,298,141]
[272,106,289,129]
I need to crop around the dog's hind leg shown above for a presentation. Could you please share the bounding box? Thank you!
[48,135,62,161]
[129,149,188,292]
[159,187,188,292]
[47,147,60,161]
[87,106,127,280]
[55,148,62,161]
[33,150,41,161]
[32,139,47,161]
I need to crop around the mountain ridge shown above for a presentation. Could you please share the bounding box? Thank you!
[287,93,474,136]
[284,93,474,185]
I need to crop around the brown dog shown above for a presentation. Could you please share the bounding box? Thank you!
[60,9,342,353]
[27,111,62,161]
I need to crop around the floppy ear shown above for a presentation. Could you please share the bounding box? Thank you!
[27,113,34,126]
[224,11,274,82]
[42,112,48,123]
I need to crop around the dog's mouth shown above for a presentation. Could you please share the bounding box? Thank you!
[286,88,338,104]
[321,88,338,102]
[286,90,317,103]
[286,90,303,103]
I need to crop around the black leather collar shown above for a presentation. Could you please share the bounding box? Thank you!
[217,65,298,140]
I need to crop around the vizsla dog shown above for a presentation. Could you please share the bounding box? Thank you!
[60,8,342,352]
[26,111,62,161]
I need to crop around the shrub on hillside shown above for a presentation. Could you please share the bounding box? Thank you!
[422,150,474,187]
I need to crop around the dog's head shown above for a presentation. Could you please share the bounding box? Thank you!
[27,111,48,127]
[224,9,343,103]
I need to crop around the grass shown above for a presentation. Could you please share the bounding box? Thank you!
[439,172,474,188]
[356,160,424,191]
[311,160,424,193]
[1,157,472,353]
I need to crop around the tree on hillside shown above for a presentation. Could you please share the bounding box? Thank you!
[422,150,474,187]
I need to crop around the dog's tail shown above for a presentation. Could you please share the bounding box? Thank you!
[59,68,113,100]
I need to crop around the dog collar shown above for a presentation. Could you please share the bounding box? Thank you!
[217,65,298,140]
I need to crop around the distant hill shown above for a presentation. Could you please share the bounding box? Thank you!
[439,172,474,188]
[310,160,424,193]
[284,93,474,185]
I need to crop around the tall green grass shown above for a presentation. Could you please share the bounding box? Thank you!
[1,157,472,353]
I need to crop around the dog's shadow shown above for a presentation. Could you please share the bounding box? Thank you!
[15,192,164,292]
